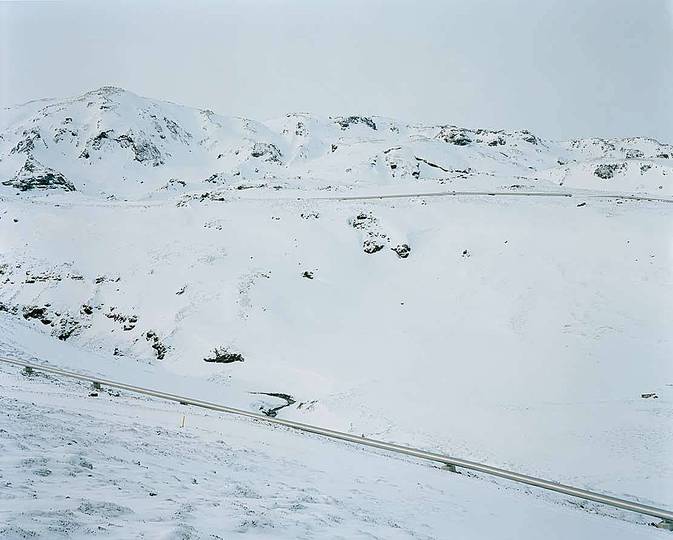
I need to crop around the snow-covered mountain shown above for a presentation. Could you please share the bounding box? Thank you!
[2,86,673,198]
[1,87,672,537]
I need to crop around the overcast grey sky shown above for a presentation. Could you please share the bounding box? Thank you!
[1,0,672,141]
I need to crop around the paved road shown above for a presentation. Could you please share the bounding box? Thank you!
[231,189,673,204]
[307,190,673,203]
[1,355,671,530]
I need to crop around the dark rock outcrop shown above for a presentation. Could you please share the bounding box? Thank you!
[22,305,52,325]
[203,347,244,363]
[335,116,377,131]
[250,142,282,163]
[363,238,385,254]
[437,127,472,146]
[594,163,626,180]
[83,130,163,166]
[625,148,644,159]
[145,330,168,360]
[10,128,44,154]
[392,244,411,258]
[3,157,75,192]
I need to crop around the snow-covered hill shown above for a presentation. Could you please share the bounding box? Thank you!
[1,88,672,538]
[2,86,673,198]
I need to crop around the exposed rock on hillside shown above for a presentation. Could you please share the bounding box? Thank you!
[3,157,74,192]
[251,142,282,163]
[11,128,44,154]
[594,163,626,180]
[82,130,163,166]
[145,330,168,360]
[437,127,472,146]
[204,347,245,363]
[392,244,411,258]
[335,116,377,130]
[363,238,385,254]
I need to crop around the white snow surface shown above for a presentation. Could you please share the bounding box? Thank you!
[0,360,668,540]
[1,88,672,538]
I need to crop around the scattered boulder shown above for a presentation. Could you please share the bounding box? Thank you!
[363,239,385,254]
[162,178,187,189]
[350,213,376,230]
[94,275,120,284]
[594,163,626,180]
[392,244,411,259]
[23,270,62,283]
[145,330,167,360]
[204,347,244,364]
[104,309,137,330]
[54,126,78,143]
[641,393,658,399]
[351,213,390,254]
[302,271,314,279]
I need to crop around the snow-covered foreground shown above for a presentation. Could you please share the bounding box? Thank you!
[0,362,668,540]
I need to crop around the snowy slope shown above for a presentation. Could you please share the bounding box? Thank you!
[1,88,672,537]
[0,360,669,539]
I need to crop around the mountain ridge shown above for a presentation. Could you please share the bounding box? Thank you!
[1,86,672,199]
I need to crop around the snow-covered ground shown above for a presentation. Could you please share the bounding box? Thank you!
[0,360,669,539]
[1,88,672,537]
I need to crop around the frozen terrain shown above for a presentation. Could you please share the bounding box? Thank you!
[0,357,668,540]
[1,87,672,537]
